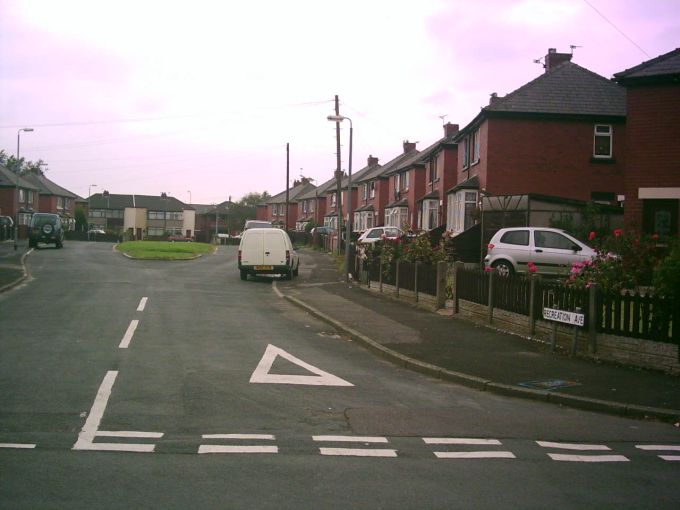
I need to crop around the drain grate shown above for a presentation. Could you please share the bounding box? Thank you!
[518,379,582,391]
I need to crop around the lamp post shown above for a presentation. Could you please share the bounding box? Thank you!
[327,114,353,283]
[14,127,34,250]
[87,184,97,232]
[187,190,192,204]
[161,192,168,236]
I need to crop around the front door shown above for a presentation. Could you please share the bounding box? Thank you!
[643,199,678,237]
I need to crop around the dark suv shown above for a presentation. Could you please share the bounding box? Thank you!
[28,213,65,249]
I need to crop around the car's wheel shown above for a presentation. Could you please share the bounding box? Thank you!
[293,262,299,277]
[492,260,514,277]
[240,269,248,281]
[283,269,292,281]
[28,239,36,248]
[56,241,63,249]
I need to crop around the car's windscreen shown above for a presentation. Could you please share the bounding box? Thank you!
[31,215,57,227]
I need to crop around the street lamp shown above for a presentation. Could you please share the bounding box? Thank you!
[187,190,192,204]
[103,190,110,231]
[327,114,353,283]
[14,127,34,250]
[161,192,168,236]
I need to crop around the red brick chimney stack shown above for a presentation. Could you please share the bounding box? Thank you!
[367,155,379,166]
[545,47,572,72]
[403,140,417,153]
[444,122,459,137]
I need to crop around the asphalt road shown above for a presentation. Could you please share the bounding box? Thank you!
[1,242,679,509]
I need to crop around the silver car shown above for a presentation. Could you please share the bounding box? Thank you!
[484,227,596,276]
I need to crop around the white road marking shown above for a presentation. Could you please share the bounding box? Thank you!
[96,431,163,438]
[635,445,680,451]
[202,434,275,440]
[137,297,148,312]
[0,443,36,449]
[249,344,354,386]
[72,370,162,453]
[434,451,516,459]
[319,447,397,457]
[198,445,279,454]
[313,435,388,443]
[118,319,139,349]
[424,438,502,445]
[536,441,611,451]
[636,445,680,461]
[548,454,629,462]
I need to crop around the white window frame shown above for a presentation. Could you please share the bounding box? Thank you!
[362,184,368,200]
[471,129,480,164]
[447,190,478,234]
[369,181,376,199]
[19,189,25,203]
[403,171,410,190]
[422,199,439,231]
[593,124,612,158]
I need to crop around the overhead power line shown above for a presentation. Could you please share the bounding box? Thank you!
[581,0,650,57]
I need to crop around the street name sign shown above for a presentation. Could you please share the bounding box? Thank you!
[543,308,585,327]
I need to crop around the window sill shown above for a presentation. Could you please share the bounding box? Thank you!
[590,156,616,164]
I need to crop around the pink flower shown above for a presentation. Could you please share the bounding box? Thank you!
[484,266,492,273]
[652,233,659,241]
[526,262,537,273]
[588,231,596,241]
[613,229,623,237]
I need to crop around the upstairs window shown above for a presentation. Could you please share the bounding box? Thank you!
[363,183,368,200]
[594,124,612,158]
[403,170,410,190]
[462,137,470,169]
[369,181,376,198]
[471,129,480,164]
[429,157,439,184]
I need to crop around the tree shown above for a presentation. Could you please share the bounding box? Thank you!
[75,206,88,232]
[238,191,270,208]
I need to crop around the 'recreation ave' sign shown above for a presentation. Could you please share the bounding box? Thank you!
[543,307,585,327]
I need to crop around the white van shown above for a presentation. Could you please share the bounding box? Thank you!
[238,228,300,280]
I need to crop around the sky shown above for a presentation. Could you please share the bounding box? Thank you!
[1,0,678,205]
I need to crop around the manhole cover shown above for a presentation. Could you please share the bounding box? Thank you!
[518,379,582,391]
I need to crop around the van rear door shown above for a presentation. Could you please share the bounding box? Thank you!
[262,230,287,266]
[240,230,265,266]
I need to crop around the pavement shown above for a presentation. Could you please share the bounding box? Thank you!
[0,239,29,292]
[281,248,680,423]
[3,240,679,422]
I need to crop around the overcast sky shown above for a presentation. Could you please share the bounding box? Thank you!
[1,0,678,204]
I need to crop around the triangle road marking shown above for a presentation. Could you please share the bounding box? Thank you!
[249,344,354,387]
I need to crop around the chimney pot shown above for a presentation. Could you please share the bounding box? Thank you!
[544,47,572,72]
[403,140,417,153]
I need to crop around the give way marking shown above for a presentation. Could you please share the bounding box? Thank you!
[249,344,354,387]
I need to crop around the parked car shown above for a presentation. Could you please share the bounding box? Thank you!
[28,213,65,249]
[167,235,193,242]
[484,227,596,276]
[87,228,106,235]
[244,220,274,230]
[357,226,404,244]
[311,226,334,235]
[238,228,299,280]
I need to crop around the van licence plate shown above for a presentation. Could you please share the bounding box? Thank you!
[255,265,274,270]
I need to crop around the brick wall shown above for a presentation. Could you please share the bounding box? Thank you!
[485,117,625,200]
[623,84,680,232]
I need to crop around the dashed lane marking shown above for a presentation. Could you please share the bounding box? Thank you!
[313,435,396,457]
[198,434,278,454]
[636,445,680,461]
[118,319,139,349]
[537,440,629,462]
[137,297,148,312]
[423,438,515,459]
[0,443,36,449]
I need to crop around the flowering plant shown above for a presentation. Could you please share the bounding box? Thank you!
[566,230,663,292]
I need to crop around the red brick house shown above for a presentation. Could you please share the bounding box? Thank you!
[353,143,419,231]
[264,179,316,230]
[21,171,79,230]
[614,48,680,237]
[446,48,627,237]
[295,176,336,230]
[0,165,40,237]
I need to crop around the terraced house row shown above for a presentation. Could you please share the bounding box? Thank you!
[257,47,680,254]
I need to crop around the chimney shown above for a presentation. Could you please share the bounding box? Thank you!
[444,122,459,137]
[403,140,417,153]
[544,47,572,72]
[489,92,502,105]
[367,155,379,167]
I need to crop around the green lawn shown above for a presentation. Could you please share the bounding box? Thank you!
[116,241,216,260]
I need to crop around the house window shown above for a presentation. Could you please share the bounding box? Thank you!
[447,190,478,233]
[394,174,400,193]
[272,204,278,216]
[471,129,480,164]
[57,197,64,210]
[462,137,470,169]
[147,227,165,236]
[19,189,26,203]
[369,181,376,198]
[403,171,410,190]
[148,210,165,220]
[429,158,439,185]
[385,207,408,228]
[90,209,106,218]
[330,193,336,208]
[594,124,612,158]
[167,211,183,221]
[422,199,439,231]
[19,212,32,225]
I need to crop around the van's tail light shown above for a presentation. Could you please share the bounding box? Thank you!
[487,243,495,251]
[286,250,290,265]
[238,249,242,265]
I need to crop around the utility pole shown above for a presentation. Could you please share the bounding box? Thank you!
[334,95,342,255]
[285,143,290,231]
